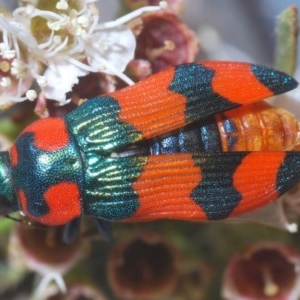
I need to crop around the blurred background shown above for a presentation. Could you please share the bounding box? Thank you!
[0,1,299,299]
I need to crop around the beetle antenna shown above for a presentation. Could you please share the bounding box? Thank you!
[3,214,48,231]
[4,214,32,225]
[4,214,23,223]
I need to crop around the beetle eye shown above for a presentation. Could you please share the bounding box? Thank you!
[65,158,77,166]
[0,195,14,215]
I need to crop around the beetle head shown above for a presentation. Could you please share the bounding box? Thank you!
[0,151,18,215]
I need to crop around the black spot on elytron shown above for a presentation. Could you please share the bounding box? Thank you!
[12,133,49,217]
[168,64,241,123]
[191,152,248,220]
[251,65,298,95]
[276,152,300,194]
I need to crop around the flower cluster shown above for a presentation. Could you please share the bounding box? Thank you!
[0,0,166,106]
[222,242,300,300]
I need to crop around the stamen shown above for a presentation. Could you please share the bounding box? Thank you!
[26,89,37,101]
[97,5,164,29]
[87,14,99,34]
[17,7,62,20]
[17,76,24,96]
[56,0,69,10]
[0,0,141,103]
[87,3,99,16]
[11,59,26,78]
[44,36,69,57]
[100,58,135,86]
[262,266,279,297]
[159,1,168,9]
[3,49,16,60]
[38,30,55,49]
[146,40,175,60]
[68,37,84,55]
[53,35,62,44]
[37,76,47,87]
[5,95,28,102]
[11,35,21,59]
[0,43,5,52]
[77,15,89,28]
[0,77,12,87]
[47,16,69,31]
[79,30,88,39]
[0,30,10,51]
[64,56,99,72]
[13,5,35,17]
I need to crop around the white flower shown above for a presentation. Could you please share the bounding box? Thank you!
[0,0,166,105]
[85,25,137,84]
[42,59,88,103]
[0,15,37,106]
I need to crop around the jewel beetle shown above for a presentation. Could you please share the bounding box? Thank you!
[0,61,299,226]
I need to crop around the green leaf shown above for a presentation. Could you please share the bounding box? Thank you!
[274,6,299,75]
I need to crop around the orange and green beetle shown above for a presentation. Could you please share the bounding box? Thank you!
[0,61,299,227]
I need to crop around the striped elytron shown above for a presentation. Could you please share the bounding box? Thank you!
[0,61,299,226]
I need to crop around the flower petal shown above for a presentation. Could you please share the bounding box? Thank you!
[87,25,136,73]
[42,60,88,103]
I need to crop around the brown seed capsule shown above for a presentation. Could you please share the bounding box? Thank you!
[131,11,199,74]
[8,222,88,276]
[222,242,300,300]
[107,232,178,299]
